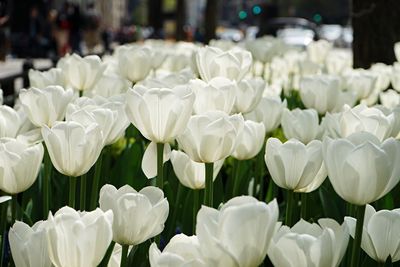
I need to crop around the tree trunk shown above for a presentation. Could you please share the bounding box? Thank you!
[352,0,400,68]
[204,0,218,44]
[176,0,186,41]
[148,0,163,38]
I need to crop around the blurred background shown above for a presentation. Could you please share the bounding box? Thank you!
[0,0,352,60]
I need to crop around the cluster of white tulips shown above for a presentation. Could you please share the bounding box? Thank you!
[1,36,400,267]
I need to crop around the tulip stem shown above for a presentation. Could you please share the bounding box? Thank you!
[80,173,87,211]
[232,159,242,196]
[99,241,115,267]
[43,145,52,218]
[285,190,295,227]
[90,149,104,210]
[266,179,277,203]
[156,143,164,190]
[300,193,308,220]
[193,189,199,234]
[204,162,214,207]
[69,177,77,209]
[350,204,366,267]
[255,149,264,200]
[11,194,18,223]
[120,244,129,267]
[168,183,184,238]
[0,202,7,267]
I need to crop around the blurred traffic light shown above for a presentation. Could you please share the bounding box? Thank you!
[238,10,248,20]
[252,5,262,15]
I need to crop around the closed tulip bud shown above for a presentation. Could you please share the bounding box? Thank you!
[345,204,400,263]
[370,63,392,91]
[19,86,74,127]
[99,184,169,245]
[281,108,321,144]
[57,54,106,91]
[177,111,244,163]
[323,132,400,205]
[196,46,252,82]
[232,120,265,160]
[126,85,195,143]
[265,138,327,193]
[117,45,152,83]
[0,138,43,194]
[234,78,264,114]
[9,221,51,267]
[189,77,236,115]
[244,96,287,133]
[28,68,66,88]
[196,197,279,267]
[41,121,104,177]
[149,234,206,267]
[299,74,342,114]
[170,150,224,189]
[268,219,349,267]
[0,105,21,138]
[46,207,113,267]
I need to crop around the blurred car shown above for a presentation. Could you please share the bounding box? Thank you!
[216,27,244,42]
[277,28,315,47]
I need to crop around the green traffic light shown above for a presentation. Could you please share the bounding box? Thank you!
[253,5,261,15]
[238,10,247,20]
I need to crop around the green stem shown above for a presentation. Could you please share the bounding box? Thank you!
[168,183,184,237]
[232,159,242,196]
[285,190,295,227]
[120,244,129,267]
[11,194,18,223]
[0,202,7,267]
[80,174,87,211]
[204,162,214,207]
[377,262,385,267]
[79,90,83,97]
[99,241,115,267]
[156,143,164,190]
[350,204,366,267]
[266,178,277,203]
[69,177,77,209]
[90,149,104,210]
[193,189,199,234]
[43,145,52,218]
[255,149,264,200]
[300,193,308,220]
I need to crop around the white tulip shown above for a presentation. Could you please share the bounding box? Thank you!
[345,204,400,263]
[344,69,377,99]
[57,54,106,91]
[177,111,244,163]
[0,138,43,194]
[197,197,279,267]
[268,219,349,267]
[234,78,264,113]
[117,45,152,83]
[19,86,74,127]
[244,96,287,133]
[149,234,206,267]
[189,77,237,115]
[196,46,252,82]
[265,138,327,192]
[325,50,352,75]
[323,132,400,205]
[170,150,224,189]
[89,74,130,98]
[370,63,392,91]
[232,120,265,160]
[0,105,21,138]
[307,40,332,64]
[9,221,51,267]
[28,68,66,88]
[281,108,320,144]
[99,184,169,245]
[46,207,113,267]
[380,89,400,109]
[41,121,104,177]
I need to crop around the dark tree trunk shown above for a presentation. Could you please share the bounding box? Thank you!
[204,0,218,44]
[148,0,163,38]
[352,0,400,68]
[176,0,186,41]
